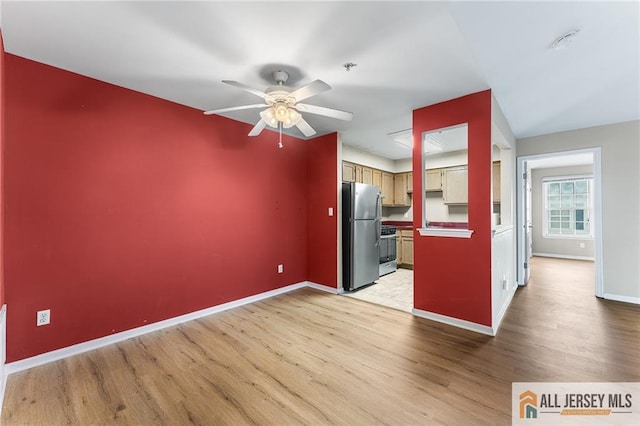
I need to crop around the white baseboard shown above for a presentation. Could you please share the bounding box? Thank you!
[493,285,518,334]
[532,252,595,261]
[4,282,310,376]
[412,307,495,336]
[602,293,640,305]
[0,305,7,416]
[304,281,339,294]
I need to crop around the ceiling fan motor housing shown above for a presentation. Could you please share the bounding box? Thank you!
[272,70,289,85]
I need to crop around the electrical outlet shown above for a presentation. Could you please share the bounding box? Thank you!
[579,242,585,248]
[278,264,283,274]
[37,309,50,326]
[328,207,334,216]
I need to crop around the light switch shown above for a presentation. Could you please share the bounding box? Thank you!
[328,207,334,216]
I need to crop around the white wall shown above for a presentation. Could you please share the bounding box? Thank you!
[382,205,413,221]
[342,144,395,172]
[491,96,517,332]
[395,158,412,173]
[517,121,640,302]
[531,165,595,259]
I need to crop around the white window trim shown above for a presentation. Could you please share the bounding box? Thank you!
[542,175,594,239]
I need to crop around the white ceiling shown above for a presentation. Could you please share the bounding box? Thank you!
[1,1,638,160]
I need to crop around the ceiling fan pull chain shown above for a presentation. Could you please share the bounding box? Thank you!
[278,122,283,148]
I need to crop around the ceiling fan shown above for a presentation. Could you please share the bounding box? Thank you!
[203,70,353,137]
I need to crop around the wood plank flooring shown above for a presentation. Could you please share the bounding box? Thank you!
[2,257,639,425]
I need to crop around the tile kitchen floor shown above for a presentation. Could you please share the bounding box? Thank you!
[343,268,413,312]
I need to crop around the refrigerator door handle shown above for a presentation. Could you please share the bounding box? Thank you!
[375,192,382,247]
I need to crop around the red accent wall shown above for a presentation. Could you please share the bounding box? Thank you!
[3,54,336,362]
[307,134,338,287]
[0,31,5,309]
[412,90,493,326]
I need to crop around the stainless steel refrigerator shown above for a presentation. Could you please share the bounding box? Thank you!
[342,182,381,291]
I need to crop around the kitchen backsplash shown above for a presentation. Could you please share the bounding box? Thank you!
[382,206,413,222]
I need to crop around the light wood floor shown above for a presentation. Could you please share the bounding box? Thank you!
[2,257,639,425]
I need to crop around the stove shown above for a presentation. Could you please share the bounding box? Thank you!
[379,225,397,276]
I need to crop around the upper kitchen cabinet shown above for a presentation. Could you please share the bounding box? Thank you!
[381,172,394,206]
[443,166,468,205]
[343,162,356,182]
[362,167,373,185]
[372,169,382,190]
[394,172,411,207]
[355,164,363,183]
[340,160,411,206]
[425,169,442,192]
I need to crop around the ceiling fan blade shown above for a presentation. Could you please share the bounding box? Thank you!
[248,119,267,137]
[294,103,354,121]
[295,117,317,137]
[203,104,267,115]
[289,79,331,102]
[222,80,268,99]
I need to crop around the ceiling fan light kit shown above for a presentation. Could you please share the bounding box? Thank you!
[203,69,353,144]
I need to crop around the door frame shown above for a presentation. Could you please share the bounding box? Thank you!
[516,147,603,297]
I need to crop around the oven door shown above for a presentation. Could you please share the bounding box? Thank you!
[380,235,397,263]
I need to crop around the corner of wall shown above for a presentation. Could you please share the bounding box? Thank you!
[0,304,7,416]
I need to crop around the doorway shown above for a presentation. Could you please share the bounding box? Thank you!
[516,148,603,297]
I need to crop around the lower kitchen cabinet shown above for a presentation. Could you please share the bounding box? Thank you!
[397,229,414,268]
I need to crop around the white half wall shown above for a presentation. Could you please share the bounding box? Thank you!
[492,227,517,330]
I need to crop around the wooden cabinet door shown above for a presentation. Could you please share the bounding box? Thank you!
[396,234,402,264]
[443,166,468,204]
[402,237,414,266]
[372,169,382,190]
[381,172,394,206]
[492,162,501,203]
[362,167,373,185]
[355,165,363,183]
[425,169,442,192]
[394,173,410,207]
[398,230,413,267]
[342,162,356,182]
[407,172,413,193]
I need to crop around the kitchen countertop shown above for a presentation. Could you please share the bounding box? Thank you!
[383,221,469,229]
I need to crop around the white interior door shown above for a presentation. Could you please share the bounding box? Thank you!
[517,159,532,286]
[524,166,532,284]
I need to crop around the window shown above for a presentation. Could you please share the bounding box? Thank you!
[543,176,593,238]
